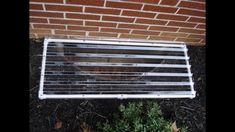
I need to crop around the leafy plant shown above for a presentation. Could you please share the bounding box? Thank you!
[97,101,187,132]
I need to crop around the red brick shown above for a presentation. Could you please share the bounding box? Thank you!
[188,34,205,39]
[118,24,148,30]
[67,26,99,31]
[37,34,56,38]
[135,18,167,25]
[30,11,63,18]
[160,0,179,6]
[54,30,86,35]
[149,36,176,41]
[45,5,82,12]
[66,13,100,20]
[191,0,205,2]
[102,16,134,23]
[125,0,160,4]
[196,24,205,29]
[67,0,104,6]
[122,10,156,18]
[176,37,201,43]
[149,26,179,32]
[101,28,130,33]
[187,17,205,23]
[167,21,197,28]
[161,32,188,37]
[30,4,43,10]
[106,1,142,10]
[143,5,177,13]
[85,7,121,15]
[49,19,83,25]
[85,21,117,27]
[120,34,148,39]
[132,30,160,35]
[38,34,69,38]
[178,1,205,10]
[157,14,188,21]
[30,29,52,34]
[178,28,205,34]
[30,0,63,3]
[33,24,66,29]
[30,18,48,23]
[89,32,118,37]
[177,9,205,17]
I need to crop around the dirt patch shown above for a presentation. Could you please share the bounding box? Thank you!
[30,39,205,132]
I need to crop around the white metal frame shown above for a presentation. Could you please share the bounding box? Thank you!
[38,37,196,99]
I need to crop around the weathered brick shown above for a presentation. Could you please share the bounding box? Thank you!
[178,1,205,10]
[68,26,99,31]
[149,36,176,41]
[157,14,188,21]
[102,16,135,23]
[118,24,148,30]
[160,0,179,6]
[106,1,142,10]
[85,7,121,15]
[30,0,63,3]
[30,4,43,10]
[120,34,148,39]
[132,30,160,35]
[176,37,201,43]
[54,30,86,35]
[122,10,156,18]
[30,18,48,23]
[135,18,167,25]
[144,5,177,13]
[67,0,104,6]
[45,5,82,12]
[101,28,130,33]
[85,21,117,27]
[30,11,63,18]
[149,26,179,32]
[49,19,83,25]
[33,24,65,29]
[178,28,205,34]
[125,0,160,4]
[187,17,205,23]
[177,9,205,17]
[161,32,188,37]
[167,21,197,28]
[30,29,52,34]
[66,13,100,20]
[89,32,118,37]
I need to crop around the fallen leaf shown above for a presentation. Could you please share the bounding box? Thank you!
[80,122,91,132]
[54,120,62,129]
[171,121,179,132]
[197,77,202,81]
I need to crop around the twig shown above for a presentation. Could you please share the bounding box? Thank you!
[180,106,195,111]
[30,85,38,91]
[47,116,51,129]
[54,104,60,114]
[78,112,106,119]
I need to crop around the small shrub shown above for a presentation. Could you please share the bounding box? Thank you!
[97,101,187,132]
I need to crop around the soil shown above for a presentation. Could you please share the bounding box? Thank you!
[30,38,206,132]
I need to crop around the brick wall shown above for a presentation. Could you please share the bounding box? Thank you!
[29,0,205,45]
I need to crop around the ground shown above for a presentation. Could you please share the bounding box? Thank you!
[30,39,206,132]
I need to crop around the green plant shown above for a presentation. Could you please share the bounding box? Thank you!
[97,101,187,132]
